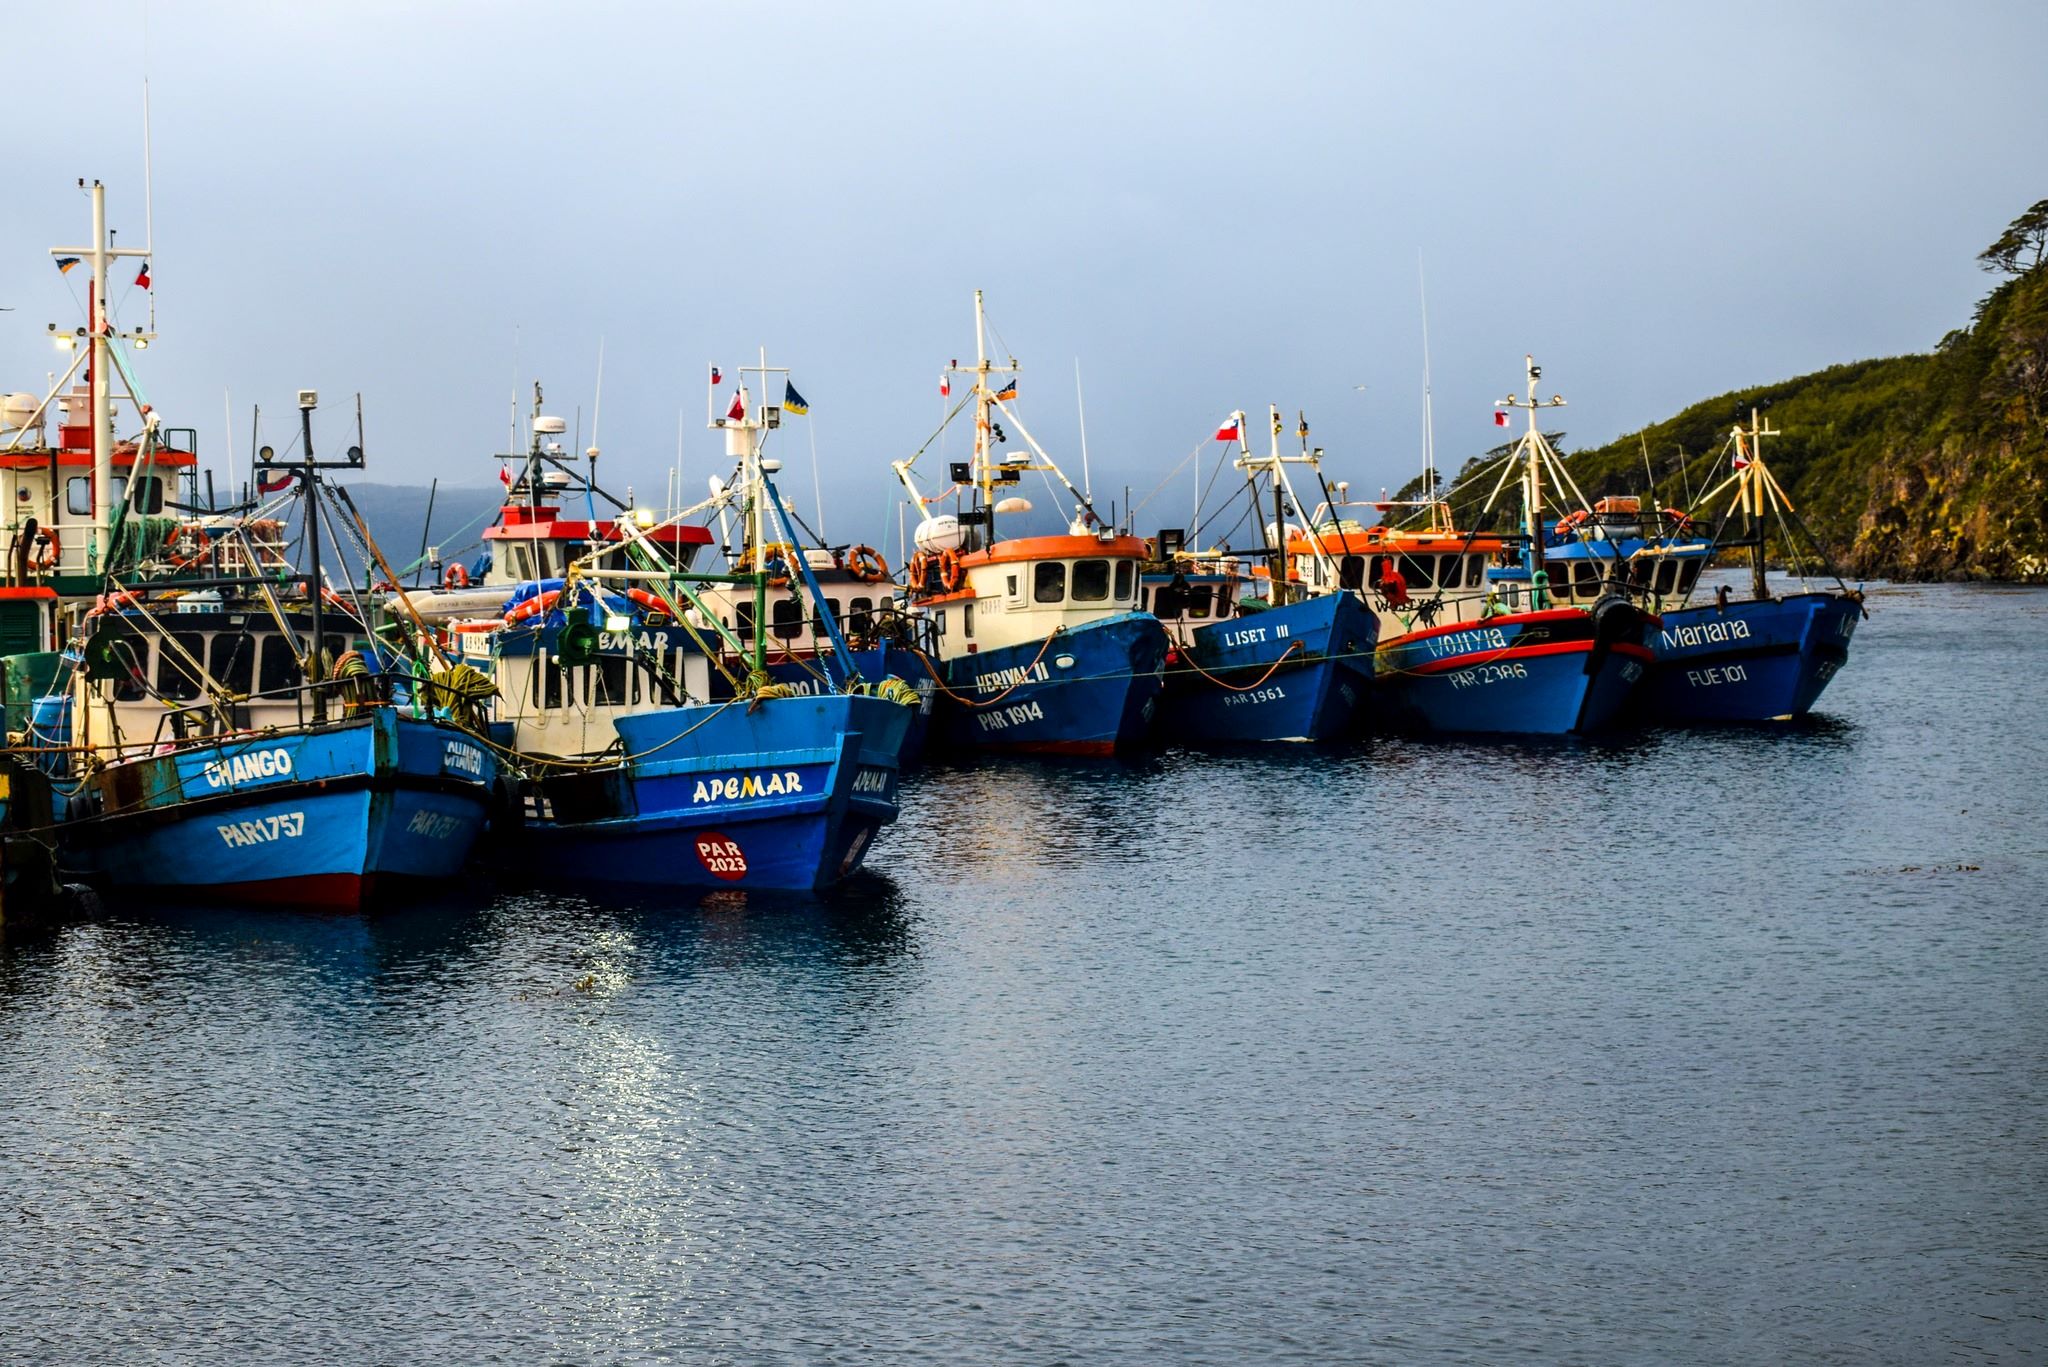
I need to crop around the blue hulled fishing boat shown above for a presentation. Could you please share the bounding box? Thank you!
[51,394,499,908]
[1349,358,1655,735]
[890,292,1166,756]
[1147,408,1377,743]
[456,371,919,890]
[1634,411,1864,721]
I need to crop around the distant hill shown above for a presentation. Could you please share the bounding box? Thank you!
[1436,200,2048,582]
[342,483,505,581]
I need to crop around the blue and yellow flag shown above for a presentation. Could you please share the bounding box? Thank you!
[782,380,810,415]
[54,257,80,275]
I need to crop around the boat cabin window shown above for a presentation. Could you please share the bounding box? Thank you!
[820,597,842,628]
[1654,559,1680,595]
[1398,554,1437,589]
[1440,555,1464,590]
[209,633,258,695]
[67,477,93,517]
[122,475,166,516]
[1678,559,1704,593]
[1573,561,1602,598]
[1034,561,1066,604]
[155,630,209,701]
[535,653,564,709]
[963,601,975,638]
[1183,584,1214,620]
[505,544,538,581]
[847,596,874,635]
[96,622,150,702]
[1072,558,1110,602]
[1339,555,1366,591]
[1114,561,1134,601]
[1005,574,1022,606]
[257,636,303,694]
[1544,562,1572,598]
[734,601,756,641]
[771,597,803,641]
[1468,554,1485,585]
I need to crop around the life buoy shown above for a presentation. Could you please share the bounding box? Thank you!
[89,589,142,616]
[1663,507,1697,535]
[907,551,931,589]
[504,589,561,624]
[627,587,677,618]
[170,526,211,570]
[848,544,890,583]
[937,547,965,592]
[444,561,471,590]
[26,525,59,574]
[1555,509,1589,534]
[749,542,796,588]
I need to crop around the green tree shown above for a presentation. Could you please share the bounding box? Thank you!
[1978,198,2048,276]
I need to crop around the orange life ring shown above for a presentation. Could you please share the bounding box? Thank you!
[937,547,964,592]
[26,525,59,574]
[907,550,931,588]
[504,589,561,624]
[444,561,471,589]
[627,587,677,618]
[89,589,142,616]
[1555,509,1588,533]
[170,526,211,570]
[848,544,890,583]
[1663,507,1697,534]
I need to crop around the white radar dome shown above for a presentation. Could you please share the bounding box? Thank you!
[2,393,38,429]
[532,415,567,435]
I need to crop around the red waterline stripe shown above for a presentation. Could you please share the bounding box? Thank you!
[1403,640,1653,676]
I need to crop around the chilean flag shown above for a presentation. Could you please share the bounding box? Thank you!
[710,365,722,386]
[499,464,513,490]
[726,390,746,422]
[1214,416,1241,443]
[1494,410,1510,427]
[1733,447,1751,471]
[939,372,951,397]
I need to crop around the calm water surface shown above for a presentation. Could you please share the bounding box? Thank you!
[3,578,2045,1363]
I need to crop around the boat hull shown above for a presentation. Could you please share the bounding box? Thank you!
[1374,602,1652,736]
[1156,592,1378,743]
[60,711,496,910]
[930,612,1167,757]
[512,692,913,892]
[1637,591,1860,722]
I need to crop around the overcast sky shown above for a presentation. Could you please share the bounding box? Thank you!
[6,1,2044,546]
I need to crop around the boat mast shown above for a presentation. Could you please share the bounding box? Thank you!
[974,289,994,546]
[1497,355,1567,609]
[298,393,326,721]
[1741,406,1778,601]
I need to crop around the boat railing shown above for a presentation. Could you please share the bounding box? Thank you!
[144,671,406,749]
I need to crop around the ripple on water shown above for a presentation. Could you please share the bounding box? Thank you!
[2,581,2045,1363]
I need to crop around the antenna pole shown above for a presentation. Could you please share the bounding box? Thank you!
[1074,357,1091,501]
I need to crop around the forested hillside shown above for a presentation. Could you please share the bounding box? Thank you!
[1439,200,2048,581]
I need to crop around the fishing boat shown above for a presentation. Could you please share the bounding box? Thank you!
[890,292,1166,756]
[1629,411,1864,721]
[459,373,919,891]
[1145,407,1378,743]
[49,394,500,908]
[395,387,714,628]
[1327,358,1656,735]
